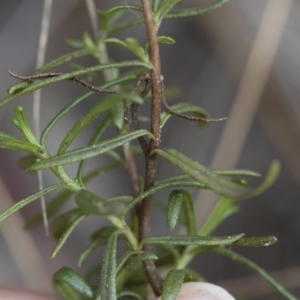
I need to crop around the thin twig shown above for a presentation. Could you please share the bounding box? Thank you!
[7,69,116,94]
[161,76,227,123]
[139,0,163,295]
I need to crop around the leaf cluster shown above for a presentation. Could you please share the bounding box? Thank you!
[0,1,296,300]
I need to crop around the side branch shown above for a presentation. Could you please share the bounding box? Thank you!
[7,69,116,94]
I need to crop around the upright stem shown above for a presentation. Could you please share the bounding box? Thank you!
[139,0,162,295]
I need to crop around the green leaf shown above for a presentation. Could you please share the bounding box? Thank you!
[18,154,38,172]
[152,0,161,12]
[232,236,278,247]
[165,0,230,19]
[75,189,123,216]
[167,190,183,232]
[29,130,153,170]
[180,190,197,236]
[66,38,84,48]
[110,101,124,129]
[83,32,95,50]
[153,149,280,199]
[200,197,239,236]
[215,247,298,300]
[51,213,86,258]
[154,148,249,198]
[157,36,176,45]
[142,233,244,246]
[162,269,186,300]
[53,267,93,298]
[100,230,120,300]
[0,184,64,225]
[1,60,151,108]
[214,169,261,177]
[0,135,43,156]
[117,291,145,300]
[107,5,143,14]
[125,38,149,63]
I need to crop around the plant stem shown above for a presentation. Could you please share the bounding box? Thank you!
[139,0,162,296]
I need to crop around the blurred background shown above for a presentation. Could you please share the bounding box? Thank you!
[0,0,300,299]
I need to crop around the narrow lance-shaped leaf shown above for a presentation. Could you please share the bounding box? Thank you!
[107,5,143,14]
[232,236,278,247]
[167,190,183,232]
[181,190,197,235]
[142,233,244,246]
[51,214,86,258]
[215,248,298,300]
[165,0,230,19]
[117,291,145,300]
[162,269,186,300]
[0,184,64,225]
[99,230,120,300]
[1,60,150,108]
[58,93,144,154]
[153,148,280,199]
[29,130,153,170]
[53,267,93,299]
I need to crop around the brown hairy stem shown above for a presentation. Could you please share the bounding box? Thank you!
[139,0,163,295]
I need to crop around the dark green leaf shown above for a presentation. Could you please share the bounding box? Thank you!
[162,269,186,300]
[117,291,145,300]
[165,0,230,19]
[18,154,38,172]
[153,149,280,199]
[66,38,84,48]
[0,135,42,155]
[142,233,244,246]
[110,101,124,129]
[100,230,120,300]
[232,236,278,247]
[75,189,123,216]
[200,197,239,236]
[215,248,298,300]
[83,32,95,50]
[91,226,117,240]
[107,5,143,14]
[167,190,183,232]
[157,36,176,45]
[53,267,93,298]
[154,148,249,198]
[51,213,86,258]
[29,130,153,170]
[180,190,197,235]
[0,184,64,225]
